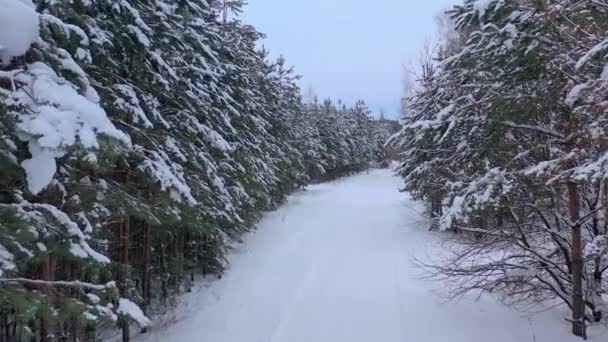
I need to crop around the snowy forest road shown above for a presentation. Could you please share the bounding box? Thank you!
[136,169,583,342]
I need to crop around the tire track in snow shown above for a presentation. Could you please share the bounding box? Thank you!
[268,261,318,342]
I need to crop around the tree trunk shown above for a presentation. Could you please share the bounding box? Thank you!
[160,242,168,305]
[140,220,151,334]
[119,218,131,342]
[142,221,151,310]
[590,180,606,322]
[568,181,586,338]
[430,194,442,230]
[39,255,56,342]
[475,215,486,240]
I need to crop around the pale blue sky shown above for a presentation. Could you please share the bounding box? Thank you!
[242,0,457,117]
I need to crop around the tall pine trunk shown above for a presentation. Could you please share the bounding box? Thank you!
[119,218,131,342]
[142,221,151,310]
[568,181,585,338]
[39,255,56,342]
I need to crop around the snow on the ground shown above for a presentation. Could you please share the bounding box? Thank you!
[135,169,606,342]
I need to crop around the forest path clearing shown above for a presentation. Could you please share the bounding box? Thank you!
[136,169,586,342]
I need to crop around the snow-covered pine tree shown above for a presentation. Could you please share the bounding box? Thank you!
[0,0,381,340]
[0,0,149,340]
[372,115,399,166]
[388,54,459,227]
[394,0,608,337]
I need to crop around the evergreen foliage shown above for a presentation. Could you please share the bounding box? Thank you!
[0,0,384,340]
[390,0,608,337]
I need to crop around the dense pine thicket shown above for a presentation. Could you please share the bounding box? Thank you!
[389,0,608,337]
[0,0,390,340]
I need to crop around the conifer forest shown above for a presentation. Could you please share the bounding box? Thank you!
[1,0,608,341]
[0,0,395,339]
[389,0,608,339]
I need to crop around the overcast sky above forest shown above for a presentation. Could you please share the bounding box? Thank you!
[243,0,458,118]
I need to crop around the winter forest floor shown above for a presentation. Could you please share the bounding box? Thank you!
[131,169,605,342]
